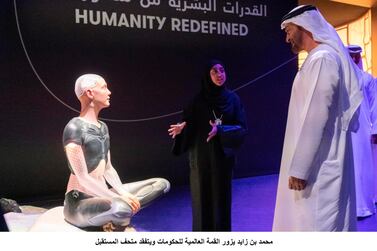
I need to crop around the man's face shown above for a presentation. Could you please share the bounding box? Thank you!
[210,64,226,86]
[89,78,111,108]
[284,23,304,54]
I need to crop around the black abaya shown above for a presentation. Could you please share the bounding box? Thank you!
[173,90,247,231]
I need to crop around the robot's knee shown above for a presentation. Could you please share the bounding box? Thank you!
[155,178,170,193]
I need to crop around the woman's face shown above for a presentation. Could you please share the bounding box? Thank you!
[210,64,226,86]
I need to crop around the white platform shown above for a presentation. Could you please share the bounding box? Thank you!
[5,206,83,232]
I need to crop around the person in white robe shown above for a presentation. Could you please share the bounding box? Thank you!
[273,5,363,231]
[347,45,377,218]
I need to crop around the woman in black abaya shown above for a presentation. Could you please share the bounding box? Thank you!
[168,60,247,231]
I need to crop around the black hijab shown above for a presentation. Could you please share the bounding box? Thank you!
[201,59,232,112]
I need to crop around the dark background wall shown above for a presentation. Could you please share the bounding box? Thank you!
[0,0,297,202]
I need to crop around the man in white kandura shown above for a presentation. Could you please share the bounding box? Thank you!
[348,45,377,218]
[273,5,363,231]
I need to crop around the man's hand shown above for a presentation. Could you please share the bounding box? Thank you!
[120,193,140,214]
[207,120,218,142]
[168,122,187,139]
[288,176,307,191]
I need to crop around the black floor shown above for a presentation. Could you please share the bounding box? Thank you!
[131,174,377,231]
